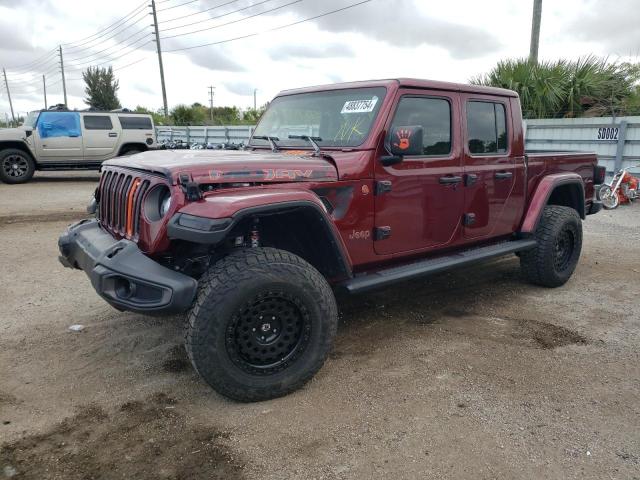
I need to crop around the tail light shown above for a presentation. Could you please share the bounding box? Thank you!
[594,165,606,185]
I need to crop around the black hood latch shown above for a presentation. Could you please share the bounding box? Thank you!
[179,173,202,202]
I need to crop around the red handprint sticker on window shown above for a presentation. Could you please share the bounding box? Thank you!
[393,128,412,150]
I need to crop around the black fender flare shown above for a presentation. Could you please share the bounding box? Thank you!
[167,200,353,279]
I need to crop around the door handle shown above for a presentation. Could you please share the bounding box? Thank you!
[439,175,462,185]
[108,132,118,137]
[495,171,513,179]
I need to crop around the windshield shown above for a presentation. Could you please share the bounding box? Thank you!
[24,111,39,128]
[251,87,386,149]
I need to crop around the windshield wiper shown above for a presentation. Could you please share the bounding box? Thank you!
[288,135,322,155]
[252,135,280,152]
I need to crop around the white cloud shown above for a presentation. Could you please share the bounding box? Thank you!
[0,0,637,119]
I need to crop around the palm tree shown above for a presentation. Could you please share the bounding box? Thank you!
[471,57,640,119]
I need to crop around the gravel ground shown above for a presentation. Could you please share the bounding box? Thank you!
[0,172,639,479]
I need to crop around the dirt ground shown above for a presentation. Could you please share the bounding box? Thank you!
[1,172,639,480]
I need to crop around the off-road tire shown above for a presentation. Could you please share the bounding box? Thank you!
[0,149,35,184]
[520,205,582,287]
[185,247,338,402]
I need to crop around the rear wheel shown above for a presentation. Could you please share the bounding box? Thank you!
[520,205,582,288]
[0,149,35,184]
[185,247,338,402]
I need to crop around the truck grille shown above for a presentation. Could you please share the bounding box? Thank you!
[97,170,151,239]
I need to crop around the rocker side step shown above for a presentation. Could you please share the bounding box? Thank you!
[340,239,537,294]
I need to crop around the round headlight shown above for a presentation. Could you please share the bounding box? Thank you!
[160,191,172,217]
[144,185,172,222]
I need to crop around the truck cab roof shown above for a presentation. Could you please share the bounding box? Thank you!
[278,78,518,98]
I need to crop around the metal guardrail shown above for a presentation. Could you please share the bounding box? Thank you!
[155,125,255,145]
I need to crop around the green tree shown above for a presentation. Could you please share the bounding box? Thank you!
[83,66,121,110]
[134,106,167,126]
[471,57,640,119]
[170,103,207,126]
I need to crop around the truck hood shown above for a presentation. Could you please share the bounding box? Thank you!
[104,149,338,185]
[0,127,28,141]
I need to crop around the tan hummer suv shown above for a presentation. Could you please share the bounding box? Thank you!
[0,108,156,183]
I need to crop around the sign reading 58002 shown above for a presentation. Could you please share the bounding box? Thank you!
[597,127,619,140]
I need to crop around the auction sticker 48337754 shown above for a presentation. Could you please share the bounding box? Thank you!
[341,97,379,114]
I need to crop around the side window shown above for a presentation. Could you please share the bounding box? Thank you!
[119,116,153,130]
[37,112,81,139]
[391,96,451,155]
[84,115,113,130]
[467,101,508,154]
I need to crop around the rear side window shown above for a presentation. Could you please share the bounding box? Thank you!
[467,101,508,154]
[390,96,451,155]
[119,116,153,130]
[84,115,113,130]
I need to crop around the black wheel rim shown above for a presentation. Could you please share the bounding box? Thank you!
[2,154,29,178]
[554,228,575,272]
[225,291,311,376]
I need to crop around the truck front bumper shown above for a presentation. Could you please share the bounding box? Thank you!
[58,219,197,314]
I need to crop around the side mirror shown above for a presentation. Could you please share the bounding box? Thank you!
[388,125,424,157]
[24,127,33,137]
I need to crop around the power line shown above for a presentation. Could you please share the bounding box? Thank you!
[158,0,241,24]
[161,0,278,32]
[158,0,199,12]
[164,0,374,51]
[63,10,150,54]
[161,0,303,40]
[61,0,148,46]
[5,48,59,72]
[65,28,152,63]
[65,40,154,71]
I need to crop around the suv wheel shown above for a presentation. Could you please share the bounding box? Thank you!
[520,205,582,287]
[0,149,35,184]
[185,247,338,402]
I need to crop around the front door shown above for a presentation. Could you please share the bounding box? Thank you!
[374,90,464,255]
[461,97,519,239]
[82,114,119,161]
[33,111,83,163]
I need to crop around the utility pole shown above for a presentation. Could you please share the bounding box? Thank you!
[208,85,215,121]
[43,74,48,109]
[2,68,15,125]
[529,0,542,63]
[253,88,257,110]
[59,45,68,106]
[151,0,169,118]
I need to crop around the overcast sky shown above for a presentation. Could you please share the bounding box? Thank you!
[0,0,637,118]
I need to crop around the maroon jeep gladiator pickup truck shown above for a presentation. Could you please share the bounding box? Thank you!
[59,79,604,401]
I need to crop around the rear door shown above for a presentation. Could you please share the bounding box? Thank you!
[33,111,83,162]
[82,114,119,161]
[374,90,464,255]
[461,97,520,239]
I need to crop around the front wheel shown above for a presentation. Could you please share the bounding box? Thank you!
[0,149,35,184]
[599,185,619,209]
[520,205,583,288]
[185,248,338,402]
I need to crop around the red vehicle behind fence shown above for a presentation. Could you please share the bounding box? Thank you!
[59,79,605,401]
